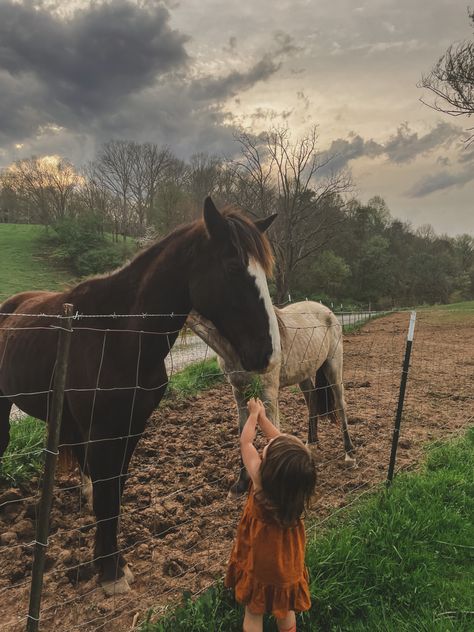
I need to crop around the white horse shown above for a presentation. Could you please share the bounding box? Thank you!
[188,301,356,495]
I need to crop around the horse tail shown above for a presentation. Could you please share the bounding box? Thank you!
[314,366,338,423]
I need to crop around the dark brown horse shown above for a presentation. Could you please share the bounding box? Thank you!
[0,197,278,594]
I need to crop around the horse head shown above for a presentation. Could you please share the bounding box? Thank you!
[189,197,280,373]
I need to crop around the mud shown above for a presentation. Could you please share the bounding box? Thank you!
[0,311,473,631]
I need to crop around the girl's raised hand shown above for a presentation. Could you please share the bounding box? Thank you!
[247,397,262,415]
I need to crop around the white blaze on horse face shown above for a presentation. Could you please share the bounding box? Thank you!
[247,258,281,369]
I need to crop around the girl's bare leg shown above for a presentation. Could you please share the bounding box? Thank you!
[276,610,296,631]
[243,606,263,632]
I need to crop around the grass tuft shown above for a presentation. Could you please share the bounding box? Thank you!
[0,416,45,485]
[164,358,224,400]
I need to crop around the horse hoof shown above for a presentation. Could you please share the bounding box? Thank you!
[122,563,135,585]
[344,453,357,468]
[101,574,130,596]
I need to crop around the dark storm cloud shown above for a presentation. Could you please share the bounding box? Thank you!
[383,122,461,163]
[319,122,462,174]
[189,55,281,101]
[406,168,474,197]
[0,0,290,163]
[0,0,188,142]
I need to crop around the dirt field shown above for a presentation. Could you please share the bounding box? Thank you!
[1,310,473,631]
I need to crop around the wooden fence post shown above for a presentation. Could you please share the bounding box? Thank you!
[26,303,73,632]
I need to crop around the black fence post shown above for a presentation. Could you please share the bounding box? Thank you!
[26,303,73,632]
[387,311,416,486]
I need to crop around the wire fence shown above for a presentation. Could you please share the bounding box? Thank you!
[0,306,473,631]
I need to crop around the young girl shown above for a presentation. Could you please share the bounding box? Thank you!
[225,398,316,632]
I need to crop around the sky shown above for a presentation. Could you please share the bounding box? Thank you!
[0,0,473,235]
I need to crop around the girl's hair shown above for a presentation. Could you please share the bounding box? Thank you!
[257,434,316,528]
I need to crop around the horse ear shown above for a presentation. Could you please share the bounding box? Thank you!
[255,213,277,233]
[203,196,229,241]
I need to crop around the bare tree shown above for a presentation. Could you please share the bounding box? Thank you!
[419,10,474,142]
[129,142,172,230]
[154,157,192,233]
[186,153,222,216]
[91,140,173,238]
[90,141,135,239]
[1,156,80,224]
[231,126,352,303]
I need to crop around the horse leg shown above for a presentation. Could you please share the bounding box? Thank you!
[322,359,356,466]
[261,377,280,429]
[88,433,141,595]
[228,385,251,499]
[0,392,12,458]
[299,378,319,445]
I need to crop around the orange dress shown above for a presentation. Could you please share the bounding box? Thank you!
[225,486,311,618]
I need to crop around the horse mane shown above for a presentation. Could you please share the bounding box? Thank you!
[217,207,275,276]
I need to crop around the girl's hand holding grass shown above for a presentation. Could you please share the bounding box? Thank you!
[247,397,264,416]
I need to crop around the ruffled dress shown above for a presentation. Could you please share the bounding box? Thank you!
[225,485,311,618]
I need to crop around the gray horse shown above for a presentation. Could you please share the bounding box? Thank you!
[188,300,356,496]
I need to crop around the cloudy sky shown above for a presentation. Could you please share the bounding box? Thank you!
[0,0,473,235]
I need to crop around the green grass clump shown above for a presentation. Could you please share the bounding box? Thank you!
[140,428,474,631]
[165,358,223,400]
[419,300,474,326]
[0,416,45,485]
[0,224,72,302]
[303,427,474,630]
[243,375,264,400]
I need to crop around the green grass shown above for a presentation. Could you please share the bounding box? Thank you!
[164,358,224,400]
[0,416,45,485]
[0,224,73,303]
[417,301,474,326]
[140,428,474,631]
[243,375,264,400]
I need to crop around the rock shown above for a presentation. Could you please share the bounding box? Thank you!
[136,543,149,558]
[0,531,18,545]
[162,557,187,577]
[0,489,22,506]
[13,519,35,539]
[1,503,24,522]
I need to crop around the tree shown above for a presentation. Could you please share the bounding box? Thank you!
[230,126,352,303]
[1,156,80,224]
[90,140,172,238]
[420,10,474,141]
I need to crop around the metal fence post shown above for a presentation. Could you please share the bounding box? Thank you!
[386,310,416,486]
[26,303,73,632]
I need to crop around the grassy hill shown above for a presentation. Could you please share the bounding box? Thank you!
[0,224,73,303]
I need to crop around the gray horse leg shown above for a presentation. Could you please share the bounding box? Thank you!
[228,385,252,498]
[322,359,356,465]
[0,393,12,459]
[299,378,319,444]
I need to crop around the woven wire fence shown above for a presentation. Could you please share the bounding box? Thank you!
[0,307,472,631]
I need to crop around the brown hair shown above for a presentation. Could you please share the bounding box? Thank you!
[257,435,317,528]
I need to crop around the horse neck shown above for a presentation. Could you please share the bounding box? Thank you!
[118,227,196,329]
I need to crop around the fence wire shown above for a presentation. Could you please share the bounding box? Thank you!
[0,308,472,631]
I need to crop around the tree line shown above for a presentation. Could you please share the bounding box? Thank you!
[0,128,473,308]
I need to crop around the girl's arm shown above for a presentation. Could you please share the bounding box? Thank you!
[256,399,281,440]
[240,399,262,486]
